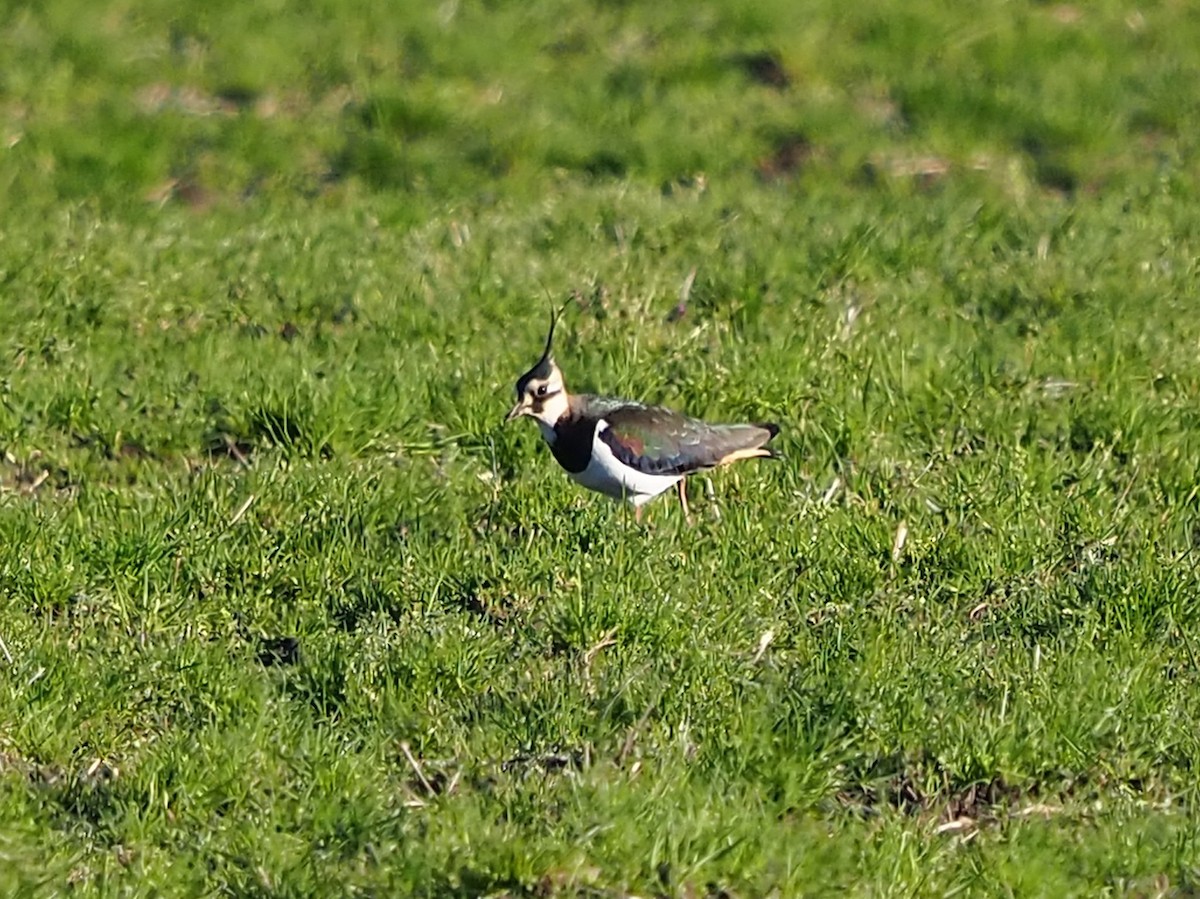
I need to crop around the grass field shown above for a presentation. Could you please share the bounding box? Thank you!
[3,1,1200,895]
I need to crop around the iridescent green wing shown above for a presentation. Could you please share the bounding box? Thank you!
[588,398,777,476]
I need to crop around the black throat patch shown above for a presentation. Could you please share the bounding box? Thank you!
[546,410,597,474]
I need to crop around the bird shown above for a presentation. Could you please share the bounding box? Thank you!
[504,308,780,522]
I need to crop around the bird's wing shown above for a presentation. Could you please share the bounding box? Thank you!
[584,398,778,476]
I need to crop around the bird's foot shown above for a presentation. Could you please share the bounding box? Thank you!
[677,480,694,526]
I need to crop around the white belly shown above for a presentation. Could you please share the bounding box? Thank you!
[567,422,681,507]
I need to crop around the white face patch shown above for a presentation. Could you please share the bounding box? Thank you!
[518,366,568,427]
[526,389,568,428]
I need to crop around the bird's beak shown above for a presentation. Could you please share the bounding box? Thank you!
[505,400,529,423]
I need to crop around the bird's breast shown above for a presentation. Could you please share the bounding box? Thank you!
[543,414,595,474]
[568,421,681,504]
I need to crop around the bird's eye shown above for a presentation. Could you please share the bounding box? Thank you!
[535,385,548,397]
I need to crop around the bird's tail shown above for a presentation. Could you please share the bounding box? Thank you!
[755,422,782,459]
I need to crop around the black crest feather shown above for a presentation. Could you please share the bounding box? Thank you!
[517,296,572,389]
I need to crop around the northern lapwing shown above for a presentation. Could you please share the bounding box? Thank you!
[505,310,780,521]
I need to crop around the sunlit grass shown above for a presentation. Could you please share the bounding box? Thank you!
[2,1,1200,895]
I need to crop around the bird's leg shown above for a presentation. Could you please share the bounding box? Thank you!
[703,476,720,522]
[677,479,692,524]
[635,504,644,524]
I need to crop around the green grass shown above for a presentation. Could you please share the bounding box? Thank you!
[3,1,1200,895]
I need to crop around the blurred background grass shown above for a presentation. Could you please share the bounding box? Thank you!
[4,0,1197,212]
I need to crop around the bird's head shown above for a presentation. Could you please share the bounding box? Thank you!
[506,308,569,427]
